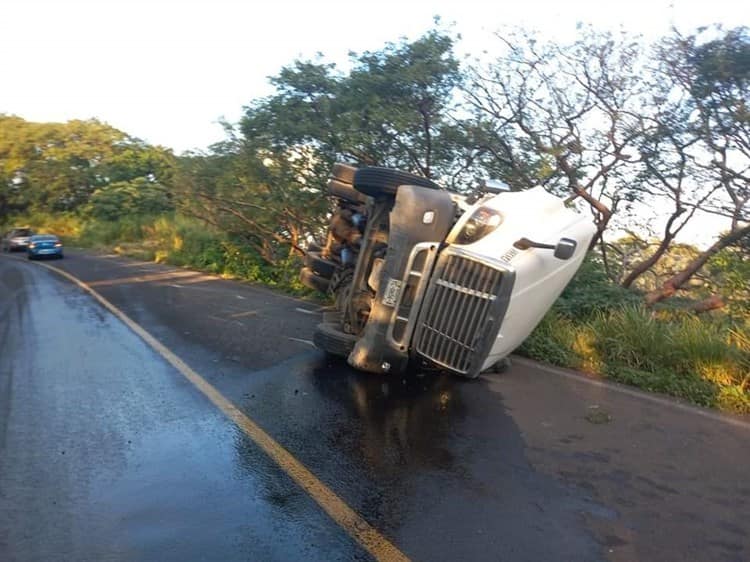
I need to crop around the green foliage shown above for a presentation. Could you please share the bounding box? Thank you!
[704,246,750,317]
[1,211,83,240]
[518,312,582,368]
[0,115,175,219]
[240,28,463,179]
[143,218,311,294]
[592,309,748,411]
[78,215,152,245]
[588,307,673,370]
[688,26,750,102]
[175,146,330,266]
[67,214,313,297]
[520,305,750,413]
[86,178,173,220]
[555,256,640,319]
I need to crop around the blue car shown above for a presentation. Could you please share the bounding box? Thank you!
[27,234,64,260]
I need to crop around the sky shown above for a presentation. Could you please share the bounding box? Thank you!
[2,0,748,154]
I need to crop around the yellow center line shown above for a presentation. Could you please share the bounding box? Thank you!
[228,310,259,318]
[169,274,220,285]
[32,259,410,562]
[88,270,200,287]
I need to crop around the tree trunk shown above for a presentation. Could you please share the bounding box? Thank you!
[691,295,725,314]
[621,208,687,288]
[646,223,750,305]
[621,237,673,288]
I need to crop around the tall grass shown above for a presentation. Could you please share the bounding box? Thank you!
[3,211,83,239]
[80,215,315,296]
[520,306,750,413]
[2,212,314,296]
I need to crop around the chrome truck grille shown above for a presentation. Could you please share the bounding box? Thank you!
[414,251,514,377]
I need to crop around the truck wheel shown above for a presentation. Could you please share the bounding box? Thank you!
[353,166,441,197]
[313,322,358,358]
[486,357,512,374]
[300,267,330,293]
[328,179,368,204]
[304,251,338,279]
[331,162,357,184]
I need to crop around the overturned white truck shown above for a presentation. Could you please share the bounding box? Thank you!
[300,164,596,378]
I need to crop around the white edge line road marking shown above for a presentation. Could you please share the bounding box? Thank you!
[511,356,750,430]
[295,307,319,315]
[287,337,316,347]
[22,258,410,562]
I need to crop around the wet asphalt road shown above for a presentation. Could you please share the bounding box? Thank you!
[1,251,748,562]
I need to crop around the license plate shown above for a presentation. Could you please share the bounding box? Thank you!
[382,278,403,307]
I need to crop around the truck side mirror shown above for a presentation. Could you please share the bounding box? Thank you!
[554,238,577,260]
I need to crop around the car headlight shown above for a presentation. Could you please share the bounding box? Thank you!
[454,206,503,245]
[28,243,36,249]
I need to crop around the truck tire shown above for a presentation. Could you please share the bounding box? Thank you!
[313,322,358,358]
[304,251,338,279]
[331,162,357,184]
[353,166,441,197]
[328,179,368,204]
[300,267,330,293]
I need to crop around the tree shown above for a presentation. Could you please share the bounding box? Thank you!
[646,27,750,305]
[702,241,750,316]
[86,178,173,221]
[239,28,464,180]
[619,80,718,288]
[175,144,329,265]
[463,28,650,247]
[0,115,175,218]
[179,30,467,264]
[464,26,749,306]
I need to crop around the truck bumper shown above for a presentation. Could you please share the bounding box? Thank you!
[347,185,455,375]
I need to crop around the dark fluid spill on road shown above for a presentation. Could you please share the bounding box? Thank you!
[227,354,610,561]
[308,358,466,471]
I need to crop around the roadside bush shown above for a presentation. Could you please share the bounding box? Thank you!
[588,306,675,371]
[79,215,154,246]
[520,304,750,414]
[86,179,173,221]
[2,211,83,240]
[518,311,582,368]
[109,215,316,296]
[555,256,640,320]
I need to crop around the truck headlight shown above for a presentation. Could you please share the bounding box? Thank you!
[455,207,503,245]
